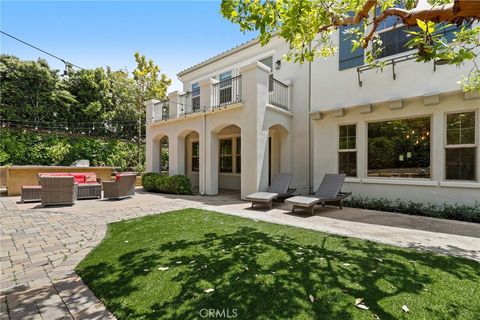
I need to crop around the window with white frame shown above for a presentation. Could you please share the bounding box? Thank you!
[191,141,199,172]
[338,124,357,177]
[368,117,431,178]
[445,111,477,181]
[191,83,200,111]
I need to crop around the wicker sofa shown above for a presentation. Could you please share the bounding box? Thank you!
[39,172,102,199]
[103,173,137,199]
[39,176,78,206]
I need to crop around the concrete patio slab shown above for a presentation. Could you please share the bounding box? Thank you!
[1,188,479,319]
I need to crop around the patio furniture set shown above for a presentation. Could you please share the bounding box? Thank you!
[246,173,351,214]
[20,172,137,206]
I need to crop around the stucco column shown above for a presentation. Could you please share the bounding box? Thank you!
[239,61,270,198]
[145,99,161,172]
[200,78,219,195]
[205,132,219,195]
[169,135,186,176]
[168,91,182,118]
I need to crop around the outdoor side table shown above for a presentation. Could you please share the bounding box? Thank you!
[77,183,102,199]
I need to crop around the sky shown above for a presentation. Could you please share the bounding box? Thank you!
[0,1,257,91]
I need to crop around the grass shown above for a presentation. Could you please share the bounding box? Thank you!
[76,209,480,320]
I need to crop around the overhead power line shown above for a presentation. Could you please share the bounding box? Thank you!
[0,30,85,70]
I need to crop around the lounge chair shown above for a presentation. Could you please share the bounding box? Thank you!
[285,173,351,215]
[246,173,294,209]
[39,176,78,206]
[103,173,137,199]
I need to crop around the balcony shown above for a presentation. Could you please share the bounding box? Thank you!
[147,64,292,123]
[268,77,289,110]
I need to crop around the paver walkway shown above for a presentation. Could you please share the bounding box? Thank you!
[1,189,479,319]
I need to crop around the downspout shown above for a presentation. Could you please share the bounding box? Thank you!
[201,112,206,195]
[307,42,313,193]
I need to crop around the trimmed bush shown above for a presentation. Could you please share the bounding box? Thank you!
[142,172,192,195]
[343,196,480,223]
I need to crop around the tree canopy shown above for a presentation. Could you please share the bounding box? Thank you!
[0,53,171,140]
[221,0,480,91]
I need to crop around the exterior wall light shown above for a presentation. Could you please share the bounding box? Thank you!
[275,60,281,70]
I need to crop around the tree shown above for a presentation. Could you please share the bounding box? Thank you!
[0,55,75,124]
[133,52,172,164]
[221,0,480,91]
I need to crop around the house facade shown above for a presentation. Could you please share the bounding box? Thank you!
[146,25,480,205]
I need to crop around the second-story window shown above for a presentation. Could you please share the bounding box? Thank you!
[339,24,364,70]
[191,83,200,111]
[219,71,232,104]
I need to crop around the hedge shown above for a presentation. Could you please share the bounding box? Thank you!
[0,128,144,170]
[343,196,480,223]
[142,172,192,195]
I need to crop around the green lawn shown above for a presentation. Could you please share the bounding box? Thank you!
[76,209,480,320]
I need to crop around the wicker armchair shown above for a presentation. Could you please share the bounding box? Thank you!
[40,176,77,206]
[102,174,136,199]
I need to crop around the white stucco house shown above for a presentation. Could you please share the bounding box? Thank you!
[145,23,479,205]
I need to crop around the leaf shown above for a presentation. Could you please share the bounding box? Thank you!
[176,261,182,264]
[417,19,427,32]
[402,305,410,312]
[204,288,215,293]
[309,294,315,303]
[355,298,364,305]
[356,304,369,310]
[143,269,149,272]
[343,263,351,266]
[158,267,169,271]
[374,258,383,262]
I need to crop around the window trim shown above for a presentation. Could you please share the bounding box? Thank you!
[337,123,358,177]
[444,110,477,148]
[444,109,478,182]
[218,134,241,175]
[365,114,433,180]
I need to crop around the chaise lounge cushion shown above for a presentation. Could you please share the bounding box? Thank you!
[285,196,321,207]
[245,192,279,203]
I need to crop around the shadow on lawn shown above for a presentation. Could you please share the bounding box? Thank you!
[78,226,480,320]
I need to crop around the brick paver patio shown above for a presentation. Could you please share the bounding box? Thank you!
[1,189,479,319]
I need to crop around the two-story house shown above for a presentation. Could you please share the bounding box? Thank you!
[145,24,479,205]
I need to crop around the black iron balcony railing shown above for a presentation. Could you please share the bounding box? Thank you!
[268,77,288,109]
[212,75,242,108]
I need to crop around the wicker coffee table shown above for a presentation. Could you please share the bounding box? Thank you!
[21,185,42,203]
[77,183,102,199]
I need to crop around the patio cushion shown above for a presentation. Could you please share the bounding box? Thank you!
[22,185,42,189]
[245,192,279,202]
[285,196,321,207]
[84,173,98,183]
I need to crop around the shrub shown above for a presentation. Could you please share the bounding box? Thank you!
[142,172,192,195]
[343,196,480,223]
[0,128,144,168]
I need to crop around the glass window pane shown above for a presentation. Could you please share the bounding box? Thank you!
[236,138,241,154]
[236,155,241,173]
[192,157,199,172]
[339,124,356,150]
[368,117,431,178]
[192,142,199,157]
[339,151,357,177]
[220,140,232,155]
[220,156,233,173]
[446,148,476,181]
[447,112,476,145]
[259,56,273,70]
